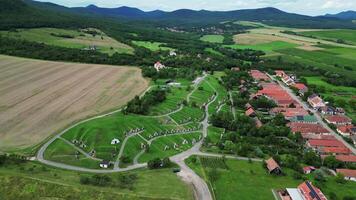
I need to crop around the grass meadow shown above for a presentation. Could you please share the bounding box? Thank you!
[186,156,356,200]
[0,28,134,55]
[299,29,356,45]
[0,162,194,200]
[225,41,298,53]
[200,35,225,43]
[132,41,173,51]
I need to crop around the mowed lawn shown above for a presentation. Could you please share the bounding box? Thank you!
[58,112,178,161]
[132,41,173,51]
[187,156,356,200]
[0,162,194,200]
[44,139,102,169]
[0,55,148,151]
[225,41,298,53]
[200,35,225,43]
[299,29,356,45]
[0,28,134,55]
[138,132,201,163]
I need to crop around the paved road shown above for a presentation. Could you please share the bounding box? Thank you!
[267,74,356,154]
[170,77,218,200]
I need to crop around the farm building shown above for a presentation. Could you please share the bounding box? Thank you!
[111,138,120,145]
[275,70,286,77]
[231,67,240,71]
[277,181,327,200]
[265,157,282,175]
[307,94,325,109]
[169,50,177,56]
[245,107,256,117]
[289,115,318,124]
[336,169,356,182]
[334,155,356,163]
[282,75,294,86]
[318,106,335,115]
[303,166,316,174]
[99,160,110,168]
[307,139,345,148]
[287,122,329,135]
[154,61,166,71]
[270,107,308,119]
[249,70,270,81]
[292,83,308,95]
[324,115,352,125]
[337,125,356,137]
[297,181,327,200]
[320,147,351,155]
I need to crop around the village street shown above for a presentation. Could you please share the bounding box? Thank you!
[267,74,356,154]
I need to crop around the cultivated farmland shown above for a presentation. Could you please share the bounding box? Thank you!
[0,28,134,55]
[0,55,149,150]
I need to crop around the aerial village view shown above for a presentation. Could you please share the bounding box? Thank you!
[0,0,356,200]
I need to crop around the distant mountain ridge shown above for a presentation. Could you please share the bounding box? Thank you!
[67,4,356,28]
[2,0,356,29]
[325,11,356,20]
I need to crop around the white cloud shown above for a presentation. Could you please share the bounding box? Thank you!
[36,0,356,15]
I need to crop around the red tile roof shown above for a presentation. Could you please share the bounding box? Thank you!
[288,122,329,134]
[337,125,356,134]
[308,139,345,148]
[298,181,327,200]
[245,107,256,116]
[250,70,270,80]
[271,107,308,118]
[321,147,351,154]
[257,83,297,106]
[325,115,352,124]
[301,133,335,140]
[265,157,280,172]
[336,169,356,178]
[335,155,356,163]
[293,83,308,91]
[275,70,285,77]
[303,166,315,173]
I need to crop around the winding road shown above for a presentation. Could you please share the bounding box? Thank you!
[34,73,236,200]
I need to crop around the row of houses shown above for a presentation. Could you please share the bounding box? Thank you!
[274,70,356,165]
[263,70,356,165]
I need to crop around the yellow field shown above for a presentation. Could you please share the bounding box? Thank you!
[0,55,149,150]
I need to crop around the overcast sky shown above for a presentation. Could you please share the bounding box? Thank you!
[36,0,356,16]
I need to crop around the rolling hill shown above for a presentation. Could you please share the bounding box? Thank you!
[325,11,356,20]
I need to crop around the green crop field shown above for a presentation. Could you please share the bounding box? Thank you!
[187,156,356,200]
[207,74,228,114]
[0,28,134,55]
[200,35,225,43]
[0,162,194,200]
[225,41,298,53]
[274,47,356,79]
[132,41,174,51]
[299,29,356,45]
